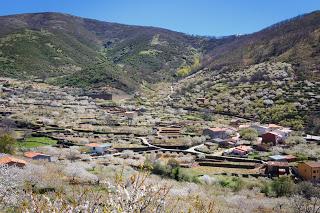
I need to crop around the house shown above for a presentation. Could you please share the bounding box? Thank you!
[232,145,253,156]
[297,161,320,181]
[265,161,290,177]
[0,154,26,167]
[261,131,284,145]
[250,124,269,136]
[268,154,297,162]
[203,127,234,139]
[85,143,112,155]
[24,151,51,161]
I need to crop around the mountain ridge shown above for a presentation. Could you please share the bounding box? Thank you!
[0,11,319,91]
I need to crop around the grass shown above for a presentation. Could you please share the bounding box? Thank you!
[16,136,57,148]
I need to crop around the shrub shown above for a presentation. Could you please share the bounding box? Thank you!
[286,136,306,145]
[239,128,258,141]
[271,176,295,197]
[219,177,244,192]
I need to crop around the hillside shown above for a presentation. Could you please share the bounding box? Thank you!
[0,12,209,91]
[0,11,319,93]
[202,11,320,80]
[157,11,320,133]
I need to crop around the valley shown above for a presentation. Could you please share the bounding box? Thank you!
[0,10,320,213]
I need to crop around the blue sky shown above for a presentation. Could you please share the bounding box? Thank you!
[0,0,319,36]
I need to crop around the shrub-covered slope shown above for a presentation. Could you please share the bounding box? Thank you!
[0,12,208,91]
[202,11,320,81]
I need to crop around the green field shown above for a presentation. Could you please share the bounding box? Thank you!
[16,136,57,148]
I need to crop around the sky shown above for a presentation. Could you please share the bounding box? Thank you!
[0,0,319,36]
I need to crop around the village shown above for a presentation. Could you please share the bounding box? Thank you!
[1,77,319,185]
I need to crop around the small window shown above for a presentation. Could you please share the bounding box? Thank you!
[313,170,316,173]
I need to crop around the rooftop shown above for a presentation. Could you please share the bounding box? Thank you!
[303,161,320,168]
[85,143,112,148]
[267,161,289,167]
[0,155,27,165]
[24,151,49,158]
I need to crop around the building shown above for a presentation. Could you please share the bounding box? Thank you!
[85,143,112,154]
[268,155,297,162]
[261,131,284,145]
[0,154,26,167]
[297,162,320,181]
[203,127,234,139]
[265,161,290,177]
[231,145,253,157]
[24,152,51,161]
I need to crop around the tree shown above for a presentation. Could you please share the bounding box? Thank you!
[0,165,24,209]
[0,133,16,154]
[20,172,170,212]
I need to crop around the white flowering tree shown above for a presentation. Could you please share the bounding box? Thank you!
[21,172,170,212]
[0,165,24,208]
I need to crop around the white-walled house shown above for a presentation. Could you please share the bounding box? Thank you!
[85,143,112,154]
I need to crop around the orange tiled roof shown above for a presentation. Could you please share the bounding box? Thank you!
[0,156,26,165]
[24,151,43,158]
[85,143,101,147]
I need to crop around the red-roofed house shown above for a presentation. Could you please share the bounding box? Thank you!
[232,145,253,156]
[265,161,290,177]
[24,152,51,161]
[261,131,284,145]
[0,155,26,167]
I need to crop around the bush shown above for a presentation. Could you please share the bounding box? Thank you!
[271,176,295,197]
[147,159,198,183]
[286,136,306,145]
[219,177,245,192]
[239,128,258,141]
